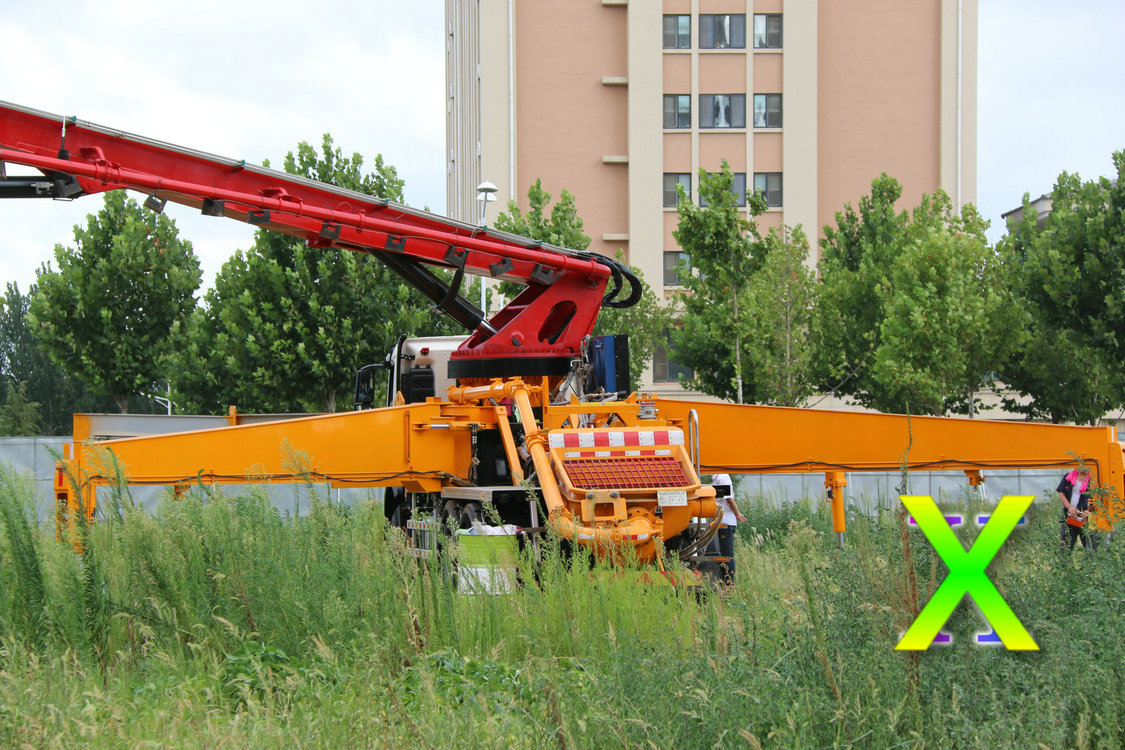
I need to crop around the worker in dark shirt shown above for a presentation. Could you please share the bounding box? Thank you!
[1056,466,1096,551]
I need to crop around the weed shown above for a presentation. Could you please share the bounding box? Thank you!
[0,466,1123,747]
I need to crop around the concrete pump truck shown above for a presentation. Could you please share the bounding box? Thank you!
[0,101,1121,570]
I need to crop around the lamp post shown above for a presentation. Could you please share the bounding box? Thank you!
[475,181,498,314]
[142,383,176,415]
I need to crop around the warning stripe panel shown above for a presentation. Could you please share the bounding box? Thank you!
[561,455,691,490]
[548,429,685,450]
[564,449,671,458]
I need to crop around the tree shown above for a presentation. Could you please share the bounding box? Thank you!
[997,153,1125,423]
[494,181,671,386]
[177,135,444,414]
[869,206,1026,416]
[744,225,817,406]
[811,174,909,406]
[671,161,770,403]
[0,382,40,436]
[493,179,591,251]
[813,177,1023,416]
[0,282,118,434]
[592,256,673,388]
[492,179,592,303]
[29,191,201,413]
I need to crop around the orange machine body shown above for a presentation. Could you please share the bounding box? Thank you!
[56,391,1124,556]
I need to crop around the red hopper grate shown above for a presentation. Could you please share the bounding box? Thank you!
[562,455,690,490]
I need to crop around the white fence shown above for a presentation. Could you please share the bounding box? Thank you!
[0,436,378,526]
[732,468,1065,518]
[0,435,1072,528]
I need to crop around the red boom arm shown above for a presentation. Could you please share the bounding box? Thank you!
[0,101,639,378]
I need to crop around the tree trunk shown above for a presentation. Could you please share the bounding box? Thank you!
[115,394,129,413]
[784,286,793,406]
[732,286,743,404]
[734,342,743,404]
[325,389,336,413]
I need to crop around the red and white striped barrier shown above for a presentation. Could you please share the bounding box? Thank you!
[548,429,685,458]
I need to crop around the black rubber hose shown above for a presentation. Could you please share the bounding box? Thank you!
[590,255,642,309]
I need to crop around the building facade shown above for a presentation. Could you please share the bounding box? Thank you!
[446,0,977,394]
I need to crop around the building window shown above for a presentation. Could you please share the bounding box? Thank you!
[753,14,783,48]
[663,251,690,286]
[699,172,747,208]
[663,15,691,49]
[663,94,691,129]
[653,344,695,383]
[663,173,691,207]
[700,14,746,49]
[753,172,783,207]
[700,94,746,129]
[753,94,782,128]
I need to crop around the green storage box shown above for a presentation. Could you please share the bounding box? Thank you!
[457,532,518,594]
[457,532,518,564]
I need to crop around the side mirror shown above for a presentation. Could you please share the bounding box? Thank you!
[354,363,387,410]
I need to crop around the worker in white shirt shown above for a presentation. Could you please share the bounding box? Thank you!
[712,473,746,584]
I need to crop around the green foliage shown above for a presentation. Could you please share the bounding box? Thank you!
[673,160,817,404]
[997,152,1125,423]
[493,179,591,252]
[815,177,1025,415]
[493,179,592,302]
[592,253,673,388]
[176,135,445,413]
[29,192,202,412]
[0,465,1122,747]
[813,174,909,404]
[495,182,670,386]
[1,282,124,435]
[745,225,817,406]
[872,198,1027,415]
[672,162,761,403]
[282,136,405,201]
[0,469,47,652]
[0,382,40,436]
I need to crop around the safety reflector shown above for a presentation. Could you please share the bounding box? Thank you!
[562,456,690,490]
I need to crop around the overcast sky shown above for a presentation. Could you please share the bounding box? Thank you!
[0,1,446,292]
[0,0,1121,293]
[977,0,1125,239]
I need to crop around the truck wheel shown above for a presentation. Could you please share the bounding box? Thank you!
[384,486,404,522]
[441,499,462,531]
[390,501,409,529]
[461,502,482,528]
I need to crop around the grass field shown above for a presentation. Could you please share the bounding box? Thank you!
[0,467,1121,748]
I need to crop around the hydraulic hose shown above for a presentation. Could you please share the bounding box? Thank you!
[587,255,643,309]
[447,379,657,550]
[676,512,723,562]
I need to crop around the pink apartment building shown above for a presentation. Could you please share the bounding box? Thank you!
[446,0,977,394]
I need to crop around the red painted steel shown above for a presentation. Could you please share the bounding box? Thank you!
[0,101,614,370]
[562,456,691,490]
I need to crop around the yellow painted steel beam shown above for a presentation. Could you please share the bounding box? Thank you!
[657,399,1125,531]
[66,403,500,520]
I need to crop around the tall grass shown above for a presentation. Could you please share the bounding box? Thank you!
[0,465,1122,748]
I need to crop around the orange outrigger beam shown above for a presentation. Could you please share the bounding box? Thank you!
[56,395,1124,552]
[658,401,1125,543]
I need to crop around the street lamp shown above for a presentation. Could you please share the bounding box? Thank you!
[475,181,498,314]
[475,180,498,225]
[142,383,176,415]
